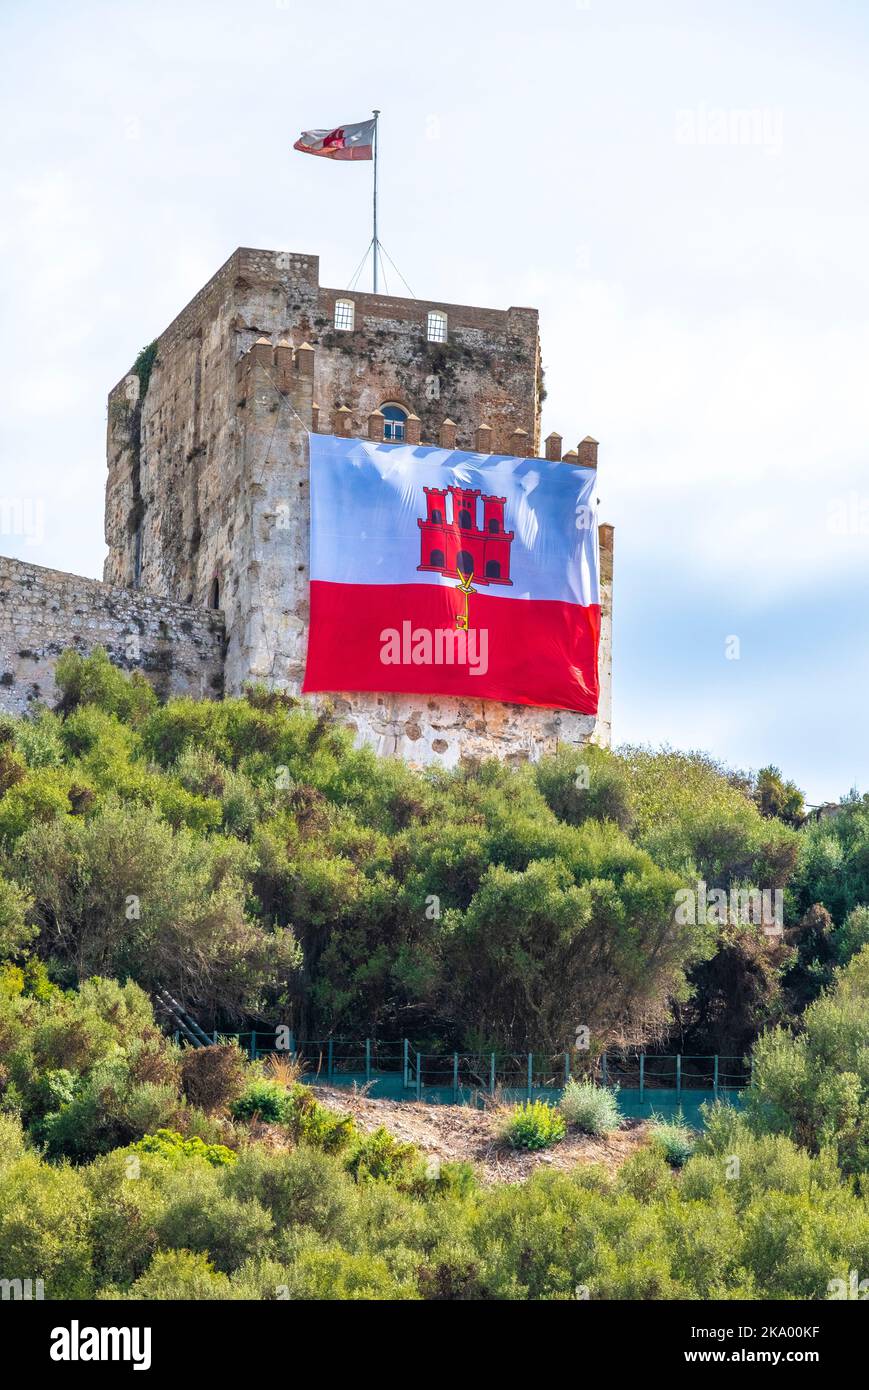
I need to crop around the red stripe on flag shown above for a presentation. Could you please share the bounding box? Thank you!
[302,581,601,715]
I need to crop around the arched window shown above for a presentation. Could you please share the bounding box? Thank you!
[429,549,445,569]
[456,550,474,576]
[430,508,443,525]
[426,310,448,343]
[488,518,500,533]
[334,298,355,331]
[458,508,472,529]
[485,560,501,579]
[209,576,220,609]
[381,403,408,441]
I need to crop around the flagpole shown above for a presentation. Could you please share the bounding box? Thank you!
[372,109,380,293]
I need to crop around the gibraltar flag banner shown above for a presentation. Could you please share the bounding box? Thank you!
[302,435,601,714]
[293,119,376,161]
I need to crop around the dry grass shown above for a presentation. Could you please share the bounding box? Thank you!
[262,1052,307,1089]
[307,1083,649,1184]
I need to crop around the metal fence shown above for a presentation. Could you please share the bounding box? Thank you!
[191,1031,750,1113]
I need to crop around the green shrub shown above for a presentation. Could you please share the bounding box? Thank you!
[283,1085,357,1153]
[122,1249,234,1300]
[83,1150,165,1288]
[270,1237,417,1300]
[228,1256,297,1299]
[0,1113,27,1170]
[559,1078,621,1134]
[39,1072,184,1161]
[0,767,77,845]
[793,794,869,923]
[834,906,869,965]
[230,1079,293,1126]
[427,1160,479,1200]
[535,744,634,831]
[17,801,300,1015]
[746,947,869,1169]
[226,1144,352,1239]
[12,708,65,769]
[129,1129,237,1168]
[0,874,34,958]
[345,1126,423,1183]
[649,1116,695,1167]
[54,647,158,724]
[497,1100,566,1152]
[616,1144,674,1202]
[153,1165,273,1273]
[0,1154,93,1297]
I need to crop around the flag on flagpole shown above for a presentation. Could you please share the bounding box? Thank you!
[293,119,376,161]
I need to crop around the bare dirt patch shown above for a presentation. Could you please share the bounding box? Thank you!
[309,1084,650,1184]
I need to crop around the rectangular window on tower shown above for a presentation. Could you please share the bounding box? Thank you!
[426,311,448,343]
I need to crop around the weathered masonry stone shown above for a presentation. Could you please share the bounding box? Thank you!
[103,247,543,603]
[0,556,225,715]
[2,246,613,764]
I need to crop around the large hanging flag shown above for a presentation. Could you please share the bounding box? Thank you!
[293,119,376,161]
[303,435,601,714]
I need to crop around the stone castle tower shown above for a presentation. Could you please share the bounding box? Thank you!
[1,247,613,764]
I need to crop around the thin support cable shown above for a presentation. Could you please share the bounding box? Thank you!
[348,239,374,292]
[378,241,416,298]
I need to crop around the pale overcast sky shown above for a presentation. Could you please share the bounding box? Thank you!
[1,0,867,803]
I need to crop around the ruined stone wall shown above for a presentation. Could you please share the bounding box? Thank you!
[0,556,225,716]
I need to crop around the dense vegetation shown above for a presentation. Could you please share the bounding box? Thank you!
[1,952,867,1300]
[1,650,867,1300]
[5,648,866,1053]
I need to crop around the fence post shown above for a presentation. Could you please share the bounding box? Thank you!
[250,1029,257,1061]
[288,1030,295,1058]
[527,1052,533,1101]
[564,1051,570,1086]
[453,1052,459,1101]
[713,1054,719,1100]
[490,1053,496,1095]
[327,1039,334,1080]
[676,1054,682,1098]
[416,1052,422,1101]
[365,1039,371,1084]
[403,1038,409,1087]
[601,1052,608,1087]
[639,1053,645,1104]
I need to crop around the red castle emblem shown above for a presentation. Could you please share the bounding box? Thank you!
[418,487,514,631]
[417,486,514,586]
